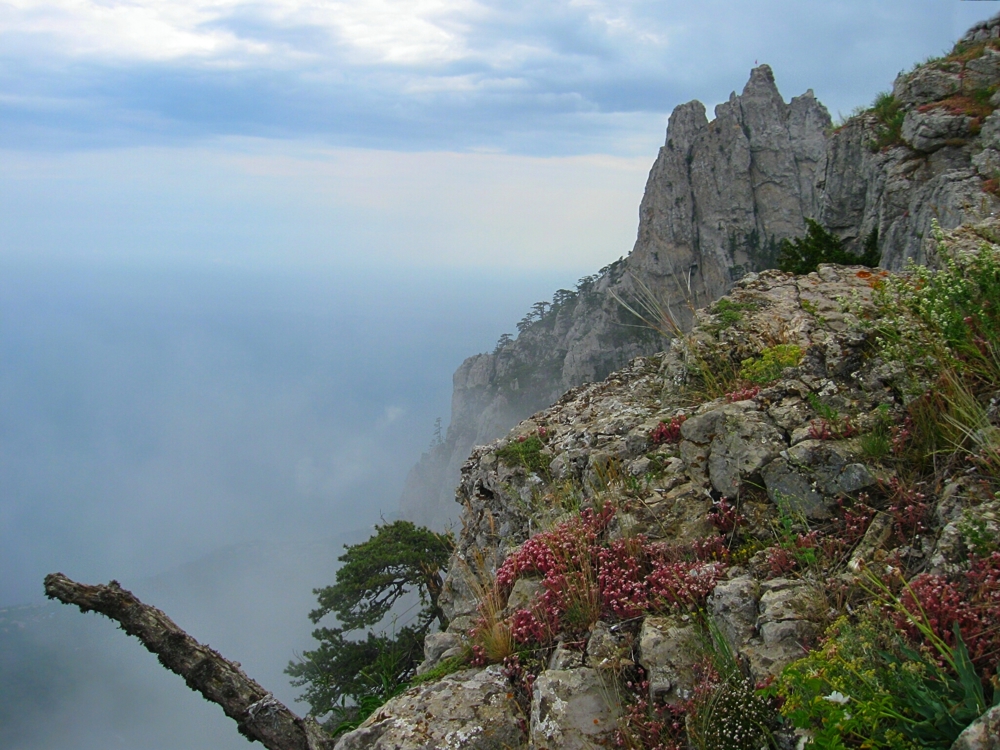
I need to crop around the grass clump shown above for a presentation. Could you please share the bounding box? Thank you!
[409,654,469,686]
[708,298,758,329]
[739,344,803,385]
[859,404,894,462]
[870,91,905,151]
[496,435,551,474]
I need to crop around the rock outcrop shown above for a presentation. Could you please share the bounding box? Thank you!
[342,210,1000,747]
[401,14,1000,529]
[401,65,833,527]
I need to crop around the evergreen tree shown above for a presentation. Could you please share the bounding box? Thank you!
[777,219,881,275]
[286,521,454,728]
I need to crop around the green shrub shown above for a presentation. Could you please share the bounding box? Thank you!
[739,344,803,384]
[496,435,551,474]
[777,610,987,749]
[709,299,758,329]
[778,220,879,275]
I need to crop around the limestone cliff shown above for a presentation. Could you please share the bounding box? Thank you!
[339,212,1000,749]
[401,15,1000,530]
[401,65,833,528]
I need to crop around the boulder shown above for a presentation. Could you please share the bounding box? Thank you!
[530,668,618,750]
[951,704,1000,750]
[637,615,702,703]
[334,667,526,750]
[902,109,974,153]
[708,575,759,651]
[680,403,786,496]
[744,579,827,679]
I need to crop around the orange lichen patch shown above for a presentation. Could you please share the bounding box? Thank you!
[864,270,889,289]
[982,177,1000,197]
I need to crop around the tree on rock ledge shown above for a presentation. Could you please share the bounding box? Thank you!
[286,520,454,731]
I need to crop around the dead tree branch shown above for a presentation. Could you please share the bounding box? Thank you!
[44,572,335,750]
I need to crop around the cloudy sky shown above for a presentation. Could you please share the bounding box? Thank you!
[2,1,995,272]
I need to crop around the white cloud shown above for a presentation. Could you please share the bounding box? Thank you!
[1,0,267,60]
[0,0,483,64]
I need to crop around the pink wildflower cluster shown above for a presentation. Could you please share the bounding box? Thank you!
[891,416,914,455]
[495,506,612,590]
[650,415,687,446]
[836,496,876,545]
[885,477,931,540]
[595,535,726,621]
[896,552,1000,674]
[485,507,727,650]
[725,385,761,403]
[707,498,745,535]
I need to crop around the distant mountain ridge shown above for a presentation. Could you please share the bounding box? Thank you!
[401,17,1000,527]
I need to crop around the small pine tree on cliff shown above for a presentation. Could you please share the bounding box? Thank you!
[286,520,454,731]
[777,219,881,274]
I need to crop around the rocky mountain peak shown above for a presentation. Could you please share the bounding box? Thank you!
[401,16,1000,531]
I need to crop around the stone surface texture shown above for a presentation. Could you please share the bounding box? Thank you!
[333,667,525,750]
[345,209,1000,749]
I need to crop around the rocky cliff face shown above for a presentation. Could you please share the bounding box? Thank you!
[339,213,1000,749]
[401,14,1000,532]
[400,65,833,528]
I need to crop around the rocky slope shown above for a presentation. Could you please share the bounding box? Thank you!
[401,14,1000,529]
[338,213,1000,748]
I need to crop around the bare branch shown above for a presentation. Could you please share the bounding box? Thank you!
[44,573,334,750]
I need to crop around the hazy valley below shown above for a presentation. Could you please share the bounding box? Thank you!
[0,259,579,749]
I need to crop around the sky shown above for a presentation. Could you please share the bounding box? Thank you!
[1,3,999,747]
[2,2,996,272]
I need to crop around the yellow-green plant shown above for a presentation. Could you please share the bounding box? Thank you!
[739,344,803,385]
[778,572,995,750]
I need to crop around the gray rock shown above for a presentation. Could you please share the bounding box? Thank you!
[548,642,585,671]
[902,109,974,153]
[893,66,961,108]
[680,403,786,496]
[951,704,1000,750]
[587,621,632,672]
[530,668,618,750]
[965,48,1000,92]
[334,666,525,750]
[439,553,485,624]
[763,439,876,519]
[708,576,759,651]
[761,457,830,519]
[638,615,703,702]
[417,631,463,674]
[744,580,826,679]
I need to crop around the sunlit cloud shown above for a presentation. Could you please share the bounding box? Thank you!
[3,1,987,153]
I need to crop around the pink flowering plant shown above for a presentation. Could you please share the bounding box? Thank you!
[650,415,687,446]
[473,505,728,660]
